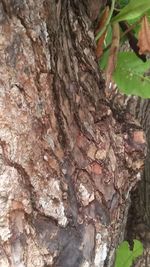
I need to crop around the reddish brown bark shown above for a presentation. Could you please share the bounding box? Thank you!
[0,1,146,267]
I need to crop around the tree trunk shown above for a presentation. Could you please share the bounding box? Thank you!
[124,98,150,266]
[0,1,146,267]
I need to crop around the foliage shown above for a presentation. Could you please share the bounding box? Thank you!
[96,0,150,98]
[114,240,143,267]
[113,52,150,98]
[112,0,150,23]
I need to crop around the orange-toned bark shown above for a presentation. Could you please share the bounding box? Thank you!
[0,1,146,267]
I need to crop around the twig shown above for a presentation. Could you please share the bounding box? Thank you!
[95,0,116,42]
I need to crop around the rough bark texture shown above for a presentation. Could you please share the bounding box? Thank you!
[0,1,146,267]
[123,98,150,267]
[108,93,150,266]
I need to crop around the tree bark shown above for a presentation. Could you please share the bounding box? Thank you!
[0,1,146,267]
[123,98,150,266]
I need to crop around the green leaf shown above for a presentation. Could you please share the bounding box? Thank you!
[117,0,130,9]
[99,50,109,70]
[112,0,150,23]
[114,241,132,267]
[127,19,140,38]
[132,239,144,262]
[98,26,112,70]
[113,52,150,98]
[114,240,144,267]
[146,9,150,21]
[104,25,112,48]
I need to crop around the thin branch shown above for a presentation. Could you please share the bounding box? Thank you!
[95,0,116,42]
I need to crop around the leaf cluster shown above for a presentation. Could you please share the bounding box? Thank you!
[97,0,150,98]
[114,240,143,267]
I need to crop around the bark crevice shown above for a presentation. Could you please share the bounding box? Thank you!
[0,1,147,267]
